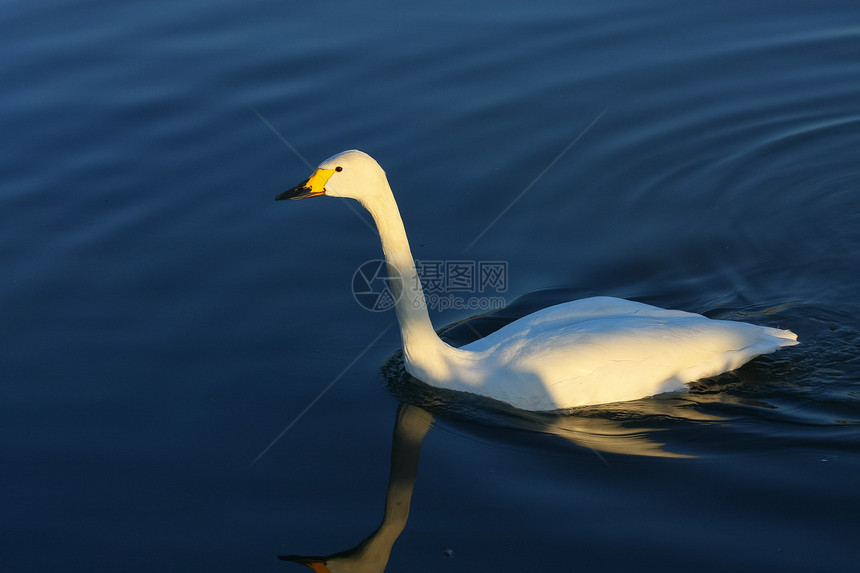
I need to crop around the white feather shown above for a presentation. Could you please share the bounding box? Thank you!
[284,150,798,412]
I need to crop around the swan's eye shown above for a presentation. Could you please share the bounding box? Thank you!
[335,166,343,172]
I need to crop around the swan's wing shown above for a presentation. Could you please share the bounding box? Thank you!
[464,296,697,352]
[461,298,797,410]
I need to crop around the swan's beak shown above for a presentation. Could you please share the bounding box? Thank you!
[276,168,336,201]
[277,555,331,572]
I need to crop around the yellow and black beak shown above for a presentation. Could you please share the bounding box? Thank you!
[276,168,336,201]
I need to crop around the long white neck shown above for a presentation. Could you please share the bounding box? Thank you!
[357,179,452,372]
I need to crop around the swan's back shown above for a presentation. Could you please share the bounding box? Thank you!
[453,297,798,411]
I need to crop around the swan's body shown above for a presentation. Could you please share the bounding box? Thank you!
[277,150,798,412]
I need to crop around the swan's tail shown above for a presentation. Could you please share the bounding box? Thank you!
[766,327,800,347]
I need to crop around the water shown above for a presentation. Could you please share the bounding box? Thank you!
[2,0,859,570]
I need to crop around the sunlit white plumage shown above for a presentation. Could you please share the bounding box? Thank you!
[277,150,798,412]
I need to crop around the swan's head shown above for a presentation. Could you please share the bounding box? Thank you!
[276,150,389,206]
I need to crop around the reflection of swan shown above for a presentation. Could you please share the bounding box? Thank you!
[280,404,433,572]
[279,403,707,573]
[277,150,798,411]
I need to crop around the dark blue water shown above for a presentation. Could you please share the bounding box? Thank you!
[2,0,859,571]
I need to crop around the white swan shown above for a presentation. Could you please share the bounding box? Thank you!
[277,150,798,412]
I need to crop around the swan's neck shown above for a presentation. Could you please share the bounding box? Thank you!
[359,180,451,370]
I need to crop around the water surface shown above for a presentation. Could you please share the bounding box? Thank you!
[2,0,859,571]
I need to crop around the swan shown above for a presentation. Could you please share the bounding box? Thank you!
[276,150,798,412]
